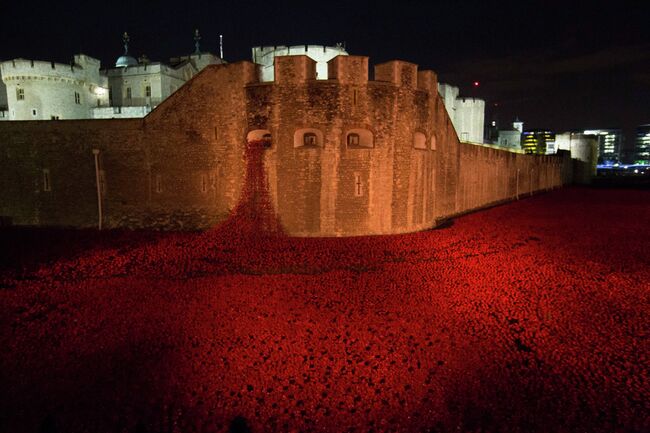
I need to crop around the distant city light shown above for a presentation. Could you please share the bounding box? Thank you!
[473,81,480,87]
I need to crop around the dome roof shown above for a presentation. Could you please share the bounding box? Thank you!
[115,55,138,68]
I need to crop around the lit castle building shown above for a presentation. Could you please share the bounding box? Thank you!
[0,54,571,236]
[0,31,224,121]
[0,54,109,121]
[497,118,523,150]
[438,83,485,144]
[1,38,486,147]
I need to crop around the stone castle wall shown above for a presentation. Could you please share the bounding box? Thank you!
[0,57,571,236]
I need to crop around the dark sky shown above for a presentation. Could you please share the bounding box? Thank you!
[2,0,649,148]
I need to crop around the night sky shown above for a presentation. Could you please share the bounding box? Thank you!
[2,0,649,149]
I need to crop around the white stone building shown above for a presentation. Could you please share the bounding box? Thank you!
[0,32,224,121]
[252,44,348,81]
[497,119,524,150]
[0,54,109,120]
[438,83,485,143]
[0,71,8,120]
[96,52,222,118]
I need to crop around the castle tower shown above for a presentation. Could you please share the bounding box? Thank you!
[0,55,109,120]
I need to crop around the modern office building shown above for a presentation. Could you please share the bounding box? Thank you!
[521,129,555,155]
[583,129,623,165]
[634,125,650,165]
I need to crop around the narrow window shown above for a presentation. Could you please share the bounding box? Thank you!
[303,132,317,146]
[201,174,208,193]
[262,133,272,148]
[16,88,25,101]
[155,174,162,193]
[126,87,132,99]
[354,173,363,197]
[32,109,37,117]
[43,169,51,192]
[413,132,427,149]
[353,89,357,106]
[430,135,437,150]
[145,85,151,97]
[74,91,80,104]
[347,133,360,147]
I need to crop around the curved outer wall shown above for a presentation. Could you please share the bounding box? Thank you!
[0,58,571,236]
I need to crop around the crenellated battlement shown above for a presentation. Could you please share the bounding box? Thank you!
[374,60,419,88]
[273,55,317,83]
[0,55,103,84]
[0,52,571,236]
[327,56,368,84]
[251,55,439,99]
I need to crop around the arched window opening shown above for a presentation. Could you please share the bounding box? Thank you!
[348,133,360,146]
[413,132,427,149]
[346,129,374,149]
[247,129,272,148]
[293,128,324,148]
[304,133,317,146]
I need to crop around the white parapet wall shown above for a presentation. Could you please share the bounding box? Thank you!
[252,45,348,81]
[91,106,152,119]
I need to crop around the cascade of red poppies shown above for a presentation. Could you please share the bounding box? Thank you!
[219,139,283,237]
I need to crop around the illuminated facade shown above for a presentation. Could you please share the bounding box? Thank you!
[497,118,524,150]
[0,32,224,121]
[438,83,485,143]
[634,125,650,164]
[521,130,555,155]
[583,129,622,165]
[0,55,110,121]
[0,57,571,236]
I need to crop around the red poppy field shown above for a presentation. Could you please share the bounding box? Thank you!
[0,187,648,433]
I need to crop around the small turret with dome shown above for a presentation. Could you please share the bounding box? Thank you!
[115,32,138,68]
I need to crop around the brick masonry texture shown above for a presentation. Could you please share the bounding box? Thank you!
[0,57,572,236]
